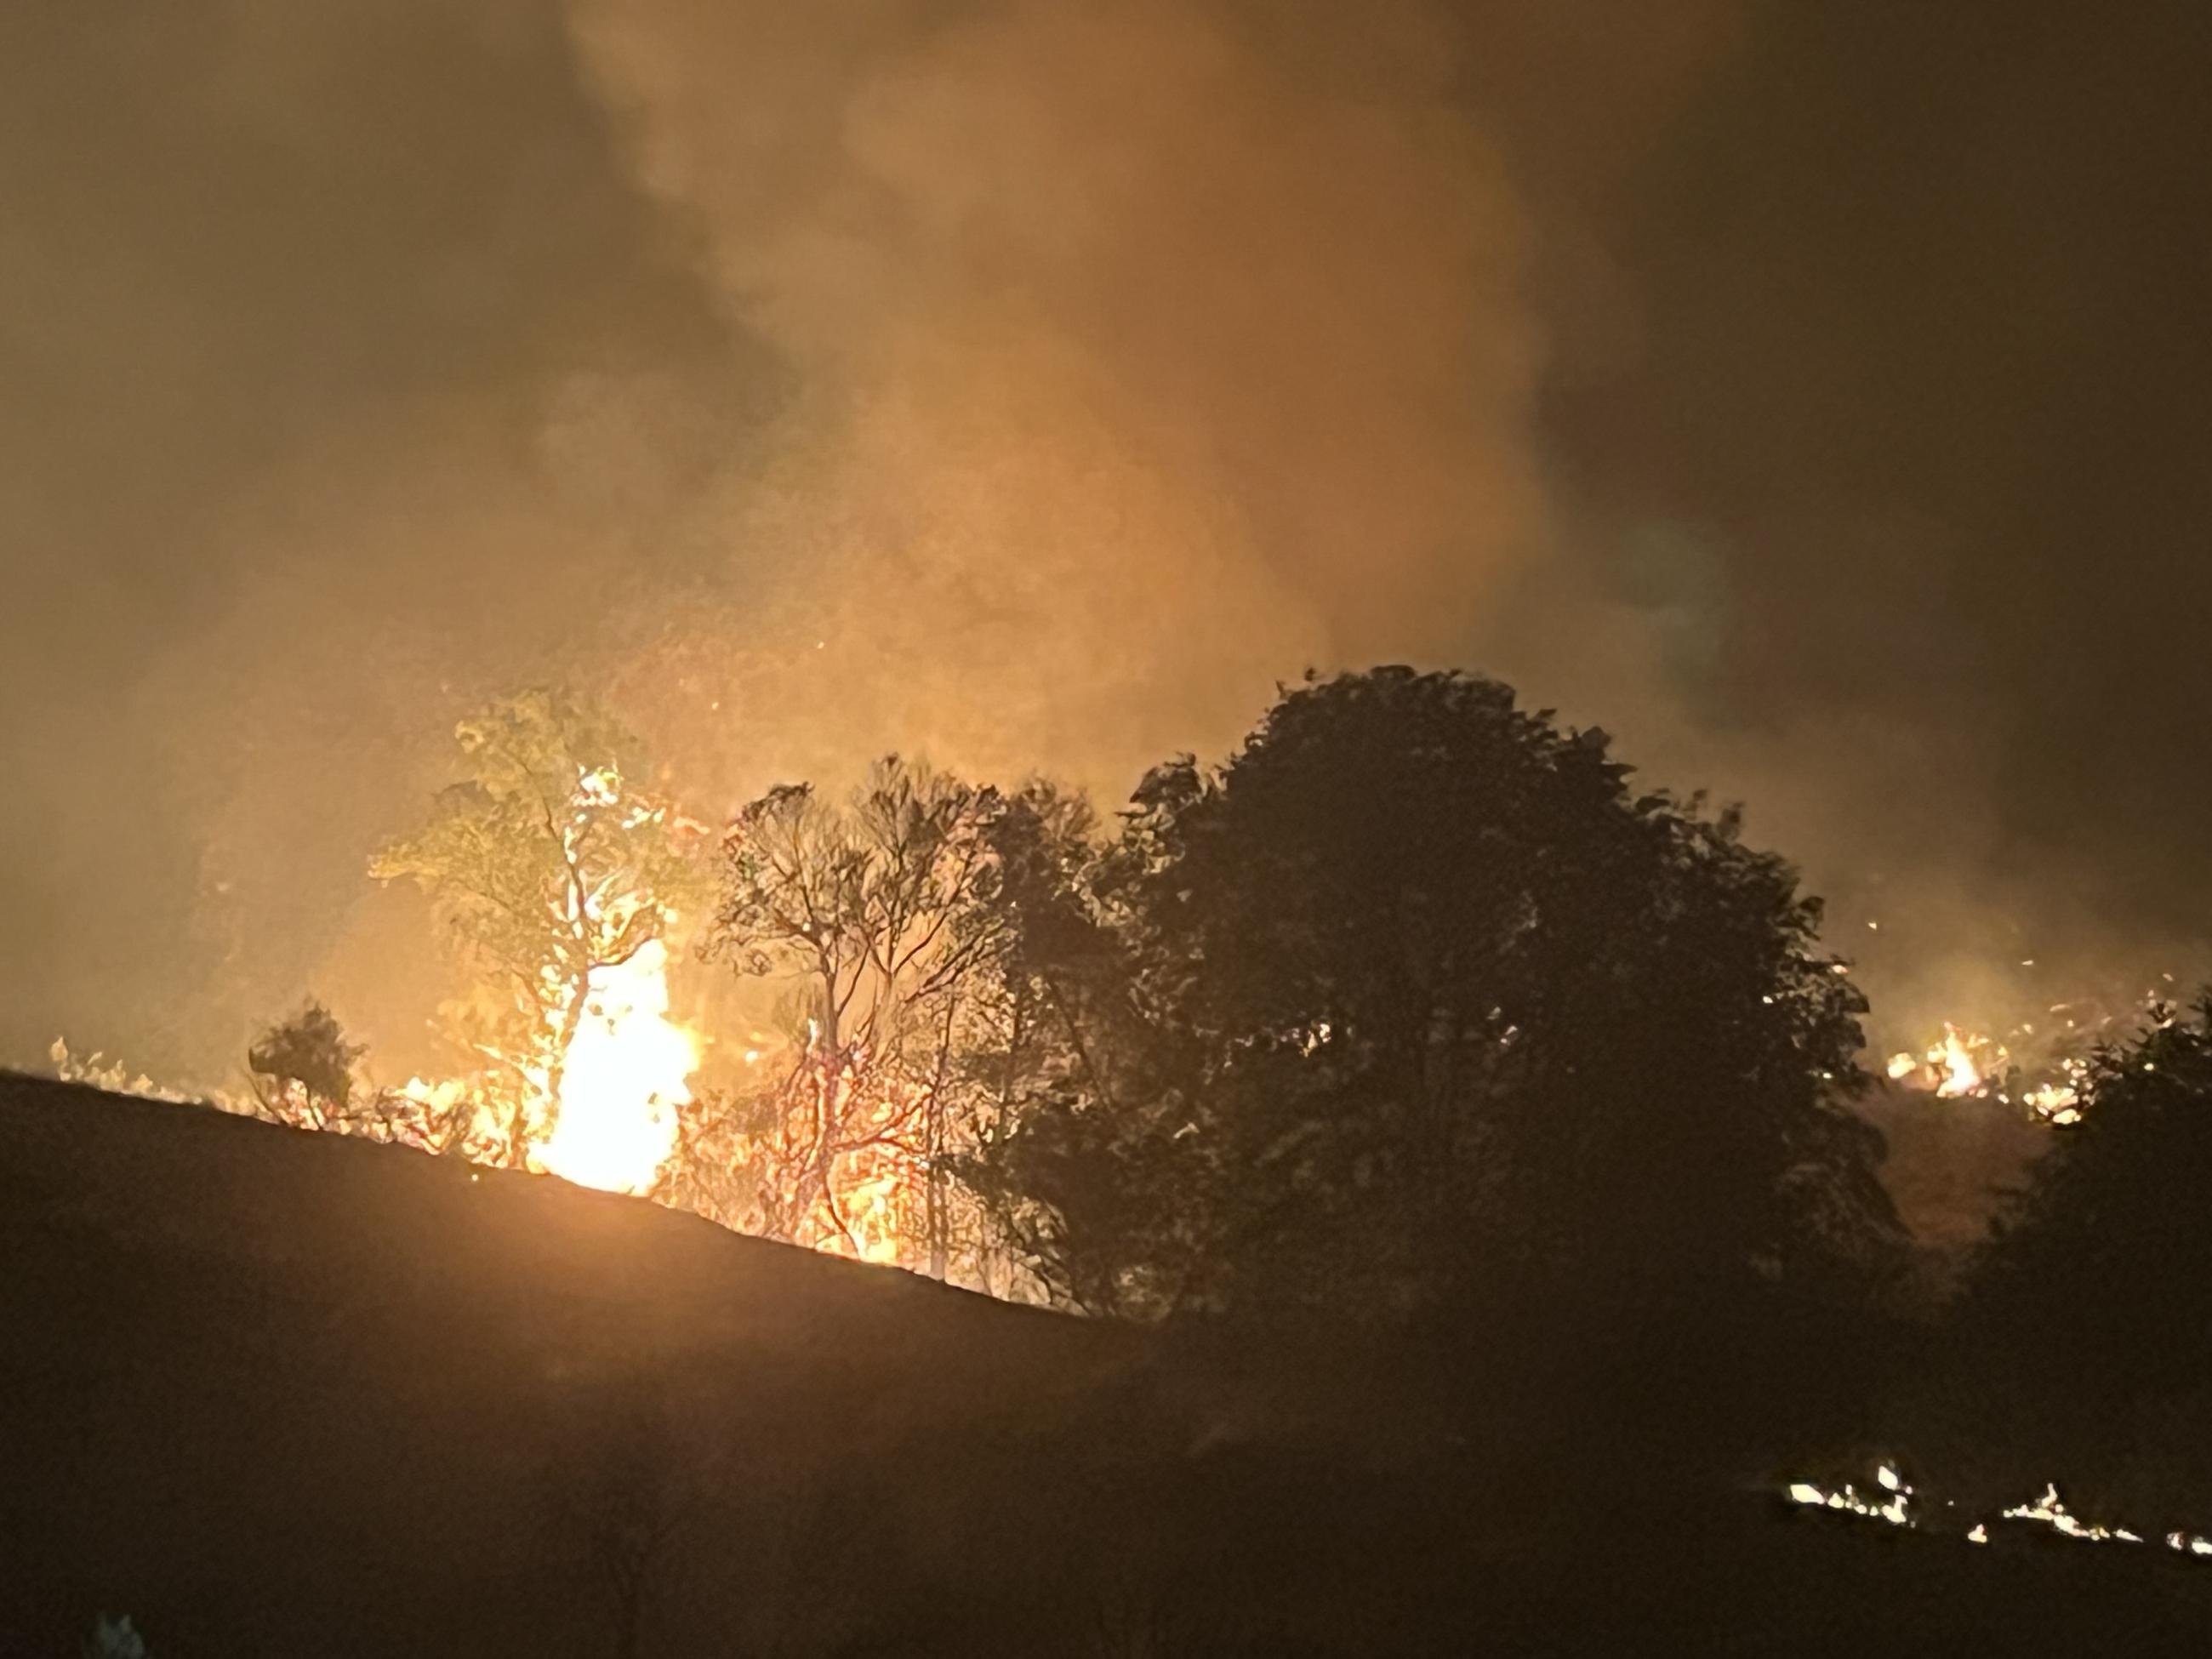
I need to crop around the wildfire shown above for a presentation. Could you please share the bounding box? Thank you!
[532,938,698,1194]
[1934,1028,1984,1096]
[1879,967,2195,1132]
[803,1057,929,1266]
[836,1155,909,1265]
[2002,1483,2142,1543]
[2022,1080,2083,1126]
[1784,1468,2212,1558]
[1884,998,2143,1126]
[1887,1023,2004,1098]
[712,1035,991,1274]
[1786,1462,1913,1527]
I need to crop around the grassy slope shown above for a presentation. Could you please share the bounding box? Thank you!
[1855,1081,2050,1248]
[7,1071,2212,1656]
[0,1074,1150,1655]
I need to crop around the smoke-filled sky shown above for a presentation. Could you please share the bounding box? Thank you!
[5,0,2208,1082]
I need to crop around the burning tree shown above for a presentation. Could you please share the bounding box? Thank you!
[699,758,1010,1273]
[371,690,705,1190]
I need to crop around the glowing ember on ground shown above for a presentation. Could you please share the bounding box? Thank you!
[1788,1471,2212,1558]
[2023,1081,2082,1125]
[1884,983,2167,1126]
[1886,1024,2005,1097]
[531,938,697,1194]
[2001,1483,2143,1544]
[1785,1464,1913,1527]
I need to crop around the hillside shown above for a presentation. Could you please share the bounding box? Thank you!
[8,1072,2212,1656]
[0,1074,1153,1655]
[1856,1082,2050,1248]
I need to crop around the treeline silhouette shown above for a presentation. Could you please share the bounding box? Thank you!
[234,667,2212,1600]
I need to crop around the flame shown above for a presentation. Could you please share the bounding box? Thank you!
[1934,1027,1984,1097]
[816,1069,926,1265]
[1786,1470,2212,1556]
[1893,995,2128,1124]
[1785,1463,1913,1527]
[1889,1023,2006,1098]
[2023,1081,2081,1125]
[1891,972,2184,1126]
[532,938,697,1194]
[2002,1482,2143,1544]
[755,1048,1001,1274]
[837,1156,909,1265]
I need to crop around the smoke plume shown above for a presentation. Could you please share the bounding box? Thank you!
[4,0,2207,1080]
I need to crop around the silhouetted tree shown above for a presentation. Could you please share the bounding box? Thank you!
[242,1001,486,1153]
[1966,995,2212,1396]
[972,670,1902,1343]
[372,690,704,1167]
[1874,997,2212,1519]
[701,757,1007,1270]
[246,1001,363,1127]
[948,782,1206,1314]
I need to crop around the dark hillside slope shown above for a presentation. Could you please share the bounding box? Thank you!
[9,1073,2212,1656]
[0,1074,1154,1656]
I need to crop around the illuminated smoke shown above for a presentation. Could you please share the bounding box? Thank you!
[4,3,2203,1097]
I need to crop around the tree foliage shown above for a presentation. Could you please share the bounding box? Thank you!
[246,1001,363,1125]
[370,689,702,1166]
[698,757,1007,1269]
[966,669,1901,1325]
[241,1000,480,1154]
[949,784,1209,1315]
[237,670,1906,1365]
[1970,995,2212,1391]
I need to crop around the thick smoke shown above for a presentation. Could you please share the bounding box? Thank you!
[0,0,755,1074]
[4,0,2207,1082]
[567,0,1558,780]
[1508,3,2212,1041]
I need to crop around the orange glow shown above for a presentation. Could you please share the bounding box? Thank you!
[1890,983,2145,1126]
[1933,1026,1986,1097]
[1890,1023,2004,1097]
[532,938,697,1194]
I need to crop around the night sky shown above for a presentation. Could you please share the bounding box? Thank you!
[5,0,2206,1079]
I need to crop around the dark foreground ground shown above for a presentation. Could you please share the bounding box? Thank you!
[5,1071,2211,1656]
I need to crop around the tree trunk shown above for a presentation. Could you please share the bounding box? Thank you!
[810,960,841,1241]
[926,1089,948,1280]
[530,964,591,1169]
[539,826,596,1169]
[925,990,960,1280]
